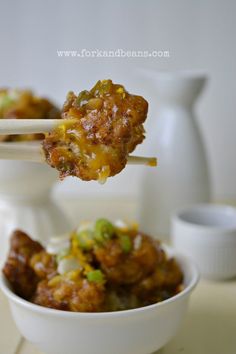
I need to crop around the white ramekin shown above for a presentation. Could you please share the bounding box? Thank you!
[171,204,236,280]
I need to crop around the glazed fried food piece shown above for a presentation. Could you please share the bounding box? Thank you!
[129,258,183,305]
[3,229,106,312]
[0,88,60,142]
[31,279,68,311]
[42,80,148,182]
[94,231,164,285]
[2,230,43,299]
[33,272,105,312]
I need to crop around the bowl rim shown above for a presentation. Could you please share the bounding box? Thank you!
[0,250,199,319]
[172,203,236,231]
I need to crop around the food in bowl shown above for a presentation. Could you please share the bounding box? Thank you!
[42,80,149,182]
[3,219,183,312]
[0,243,199,354]
[0,88,60,141]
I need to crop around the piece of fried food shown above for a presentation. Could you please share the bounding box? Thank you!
[94,232,164,285]
[129,258,184,303]
[3,230,106,312]
[33,273,105,312]
[2,230,43,299]
[0,88,60,142]
[42,80,148,182]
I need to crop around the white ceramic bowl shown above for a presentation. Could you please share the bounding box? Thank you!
[0,160,57,197]
[0,160,71,265]
[0,249,199,354]
[171,204,236,280]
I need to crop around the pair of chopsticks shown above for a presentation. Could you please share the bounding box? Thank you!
[0,119,157,166]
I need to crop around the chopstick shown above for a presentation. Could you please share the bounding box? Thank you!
[0,120,157,167]
[126,155,157,166]
[0,142,157,167]
[0,119,71,135]
[0,143,44,162]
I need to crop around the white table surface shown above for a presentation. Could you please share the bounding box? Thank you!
[1,197,236,354]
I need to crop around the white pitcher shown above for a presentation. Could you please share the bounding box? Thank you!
[138,72,210,240]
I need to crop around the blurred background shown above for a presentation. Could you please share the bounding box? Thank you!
[0,0,235,202]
